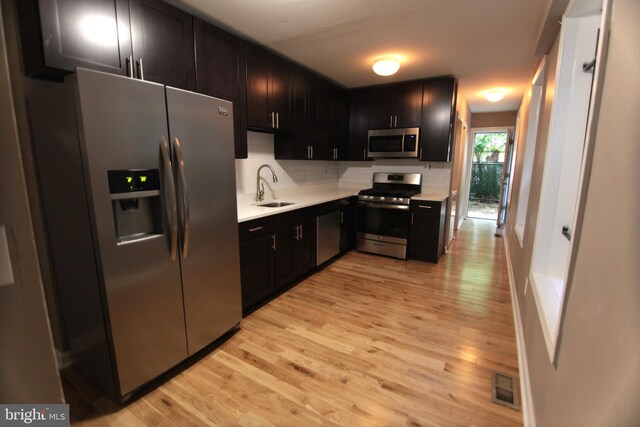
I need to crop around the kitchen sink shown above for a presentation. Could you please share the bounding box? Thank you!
[257,202,295,208]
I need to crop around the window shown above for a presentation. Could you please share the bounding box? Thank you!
[514,59,546,247]
[529,9,603,363]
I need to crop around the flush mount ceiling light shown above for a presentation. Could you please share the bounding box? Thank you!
[372,58,400,76]
[483,88,509,102]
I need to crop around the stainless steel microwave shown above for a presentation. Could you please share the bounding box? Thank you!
[367,127,420,158]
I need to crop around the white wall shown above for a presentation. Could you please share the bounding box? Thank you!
[505,0,640,424]
[0,2,64,403]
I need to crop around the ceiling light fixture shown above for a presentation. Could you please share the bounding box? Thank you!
[372,58,400,76]
[483,88,508,102]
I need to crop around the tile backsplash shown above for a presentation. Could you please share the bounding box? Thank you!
[235,132,337,196]
[338,160,451,192]
[235,132,451,196]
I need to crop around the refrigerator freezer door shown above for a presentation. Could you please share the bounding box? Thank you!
[73,69,188,395]
[166,87,242,355]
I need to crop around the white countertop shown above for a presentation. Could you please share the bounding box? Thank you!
[237,187,359,222]
[412,191,450,203]
[236,185,450,222]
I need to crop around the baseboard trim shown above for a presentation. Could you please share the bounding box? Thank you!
[504,235,536,427]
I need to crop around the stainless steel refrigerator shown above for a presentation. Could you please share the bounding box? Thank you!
[29,68,242,401]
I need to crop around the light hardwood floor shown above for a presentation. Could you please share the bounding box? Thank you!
[64,218,523,426]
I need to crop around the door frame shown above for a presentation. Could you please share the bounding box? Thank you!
[463,126,514,220]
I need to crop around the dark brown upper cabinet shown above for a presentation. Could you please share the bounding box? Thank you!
[275,67,347,161]
[369,81,423,129]
[194,18,247,158]
[245,45,292,132]
[330,87,350,161]
[129,0,195,91]
[420,78,457,162]
[347,89,372,161]
[17,0,195,89]
[275,66,310,160]
[307,73,332,160]
[17,0,133,80]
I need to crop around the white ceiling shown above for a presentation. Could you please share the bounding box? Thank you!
[169,0,549,113]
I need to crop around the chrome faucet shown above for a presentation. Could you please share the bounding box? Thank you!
[256,164,278,202]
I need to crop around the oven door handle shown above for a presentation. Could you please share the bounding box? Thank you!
[357,201,410,211]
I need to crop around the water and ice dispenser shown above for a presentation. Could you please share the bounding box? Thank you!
[108,170,163,244]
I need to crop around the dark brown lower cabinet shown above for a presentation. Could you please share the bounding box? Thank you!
[238,217,275,312]
[408,199,447,263]
[274,208,316,289]
[238,208,316,313]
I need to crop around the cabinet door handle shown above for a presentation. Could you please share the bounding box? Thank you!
[419,148,423,159]
[271,234,276,251]
[340,211,344,224]
[299,224,303,240]
[394,115,398,127]
[126,55,133,78]
[294,225,300,240]
[419,205,433,209]
[335,148,338,160]
[136,58,144,80]
[276,112,279,129]
[363,148,367,160]
[270,112,275,128]
[389,115,393,128]
[248,226,263,232]
[311,146,314,159]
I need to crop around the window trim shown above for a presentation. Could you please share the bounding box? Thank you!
[514,58,546,248]
[529,1,611,364]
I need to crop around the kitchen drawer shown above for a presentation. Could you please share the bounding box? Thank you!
[238,217,274,241]
[411,200,441,214]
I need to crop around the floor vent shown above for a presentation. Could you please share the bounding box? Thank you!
[491,371,520,410]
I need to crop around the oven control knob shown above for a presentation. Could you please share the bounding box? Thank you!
[380,197,385,201]
[392,197,397,202]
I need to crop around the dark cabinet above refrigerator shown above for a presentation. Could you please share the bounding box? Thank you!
[17,0,133,80]
[17,0,196,90]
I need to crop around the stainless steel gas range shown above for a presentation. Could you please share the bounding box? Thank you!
[356,172,422,259]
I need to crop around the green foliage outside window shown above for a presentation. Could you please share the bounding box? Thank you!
[470,132,507,200]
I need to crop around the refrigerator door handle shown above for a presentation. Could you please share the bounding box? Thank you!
[160,136,178,261]
[173,137,190,258]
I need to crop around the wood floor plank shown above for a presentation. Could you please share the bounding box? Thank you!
[63,219,523,426]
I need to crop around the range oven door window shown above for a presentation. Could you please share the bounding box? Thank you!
[357,202,410,244]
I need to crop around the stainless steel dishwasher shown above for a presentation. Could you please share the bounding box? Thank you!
[316,200,349,266]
